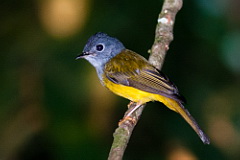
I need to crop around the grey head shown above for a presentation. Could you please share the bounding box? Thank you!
[76,32,125,70]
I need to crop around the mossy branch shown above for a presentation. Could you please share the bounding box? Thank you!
[108,0,183,159]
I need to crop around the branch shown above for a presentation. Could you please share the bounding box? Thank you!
[149,0,183,70]
[108,1,183,160]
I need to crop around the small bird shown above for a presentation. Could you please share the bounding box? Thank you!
[76,32,210,144]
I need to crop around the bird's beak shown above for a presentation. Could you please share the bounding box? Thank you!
[75,52,89,60]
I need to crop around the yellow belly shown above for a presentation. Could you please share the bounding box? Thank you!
[103,77,177,112]
[105,79,153,103]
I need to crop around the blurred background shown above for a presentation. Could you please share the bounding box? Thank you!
[0,0,240,159]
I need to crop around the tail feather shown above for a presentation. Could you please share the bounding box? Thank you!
[163,98,210,144]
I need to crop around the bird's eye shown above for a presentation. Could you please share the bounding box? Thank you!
[96,44,104,51]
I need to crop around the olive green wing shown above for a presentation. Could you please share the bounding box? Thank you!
[104,49,185,103]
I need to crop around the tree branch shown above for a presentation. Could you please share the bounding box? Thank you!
[108,1,183,159]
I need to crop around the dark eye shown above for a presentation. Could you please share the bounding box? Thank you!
[96,44,104,51]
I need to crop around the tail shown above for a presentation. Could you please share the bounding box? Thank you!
[162,97,210,144]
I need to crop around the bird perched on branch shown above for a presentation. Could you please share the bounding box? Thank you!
[76,32,210,144]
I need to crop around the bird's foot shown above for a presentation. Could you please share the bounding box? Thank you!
[127,101,135,108]
[118,116,136,126]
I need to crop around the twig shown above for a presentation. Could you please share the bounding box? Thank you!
[149,0,182,69]
[108,0,183,159]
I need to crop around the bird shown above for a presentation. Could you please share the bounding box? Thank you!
[76,32,210,144]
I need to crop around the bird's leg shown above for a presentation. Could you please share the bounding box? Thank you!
[127,101,135,108]
[125,102,142,117]
[118,102,142,126]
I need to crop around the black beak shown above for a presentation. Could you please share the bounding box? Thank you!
[75,52,89,60]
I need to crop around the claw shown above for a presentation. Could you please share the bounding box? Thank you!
[118,116,136,126]
[118,102,143,126]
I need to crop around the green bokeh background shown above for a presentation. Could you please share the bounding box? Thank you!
[1,0,240,159]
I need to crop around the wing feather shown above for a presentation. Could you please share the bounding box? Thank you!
[104,49,185,103]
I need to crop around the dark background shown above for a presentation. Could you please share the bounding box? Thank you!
[1,0,240,159]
